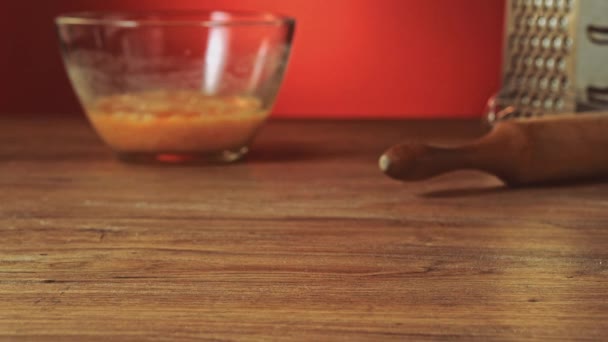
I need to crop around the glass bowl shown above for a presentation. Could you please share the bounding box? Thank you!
[56,10,295,163]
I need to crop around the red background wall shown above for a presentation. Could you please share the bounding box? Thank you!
[0,0,505,118]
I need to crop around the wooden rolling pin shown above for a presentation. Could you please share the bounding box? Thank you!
[379,113,608,186]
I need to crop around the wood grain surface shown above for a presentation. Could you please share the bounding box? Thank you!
[1,115,607,341]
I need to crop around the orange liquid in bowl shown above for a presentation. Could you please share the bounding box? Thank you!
[86,91,269,155]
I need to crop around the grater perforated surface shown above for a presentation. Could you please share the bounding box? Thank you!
[494,0,608,121]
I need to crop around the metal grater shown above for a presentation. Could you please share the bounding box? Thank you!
[489,0,608,122]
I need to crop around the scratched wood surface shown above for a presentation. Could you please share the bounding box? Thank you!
[1,115,607,341]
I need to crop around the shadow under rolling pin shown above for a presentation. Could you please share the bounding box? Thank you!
[379,112,608,186]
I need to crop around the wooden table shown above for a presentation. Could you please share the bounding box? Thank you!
[1,115,607,341]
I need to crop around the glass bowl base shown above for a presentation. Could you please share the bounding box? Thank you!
[115,146,249,164]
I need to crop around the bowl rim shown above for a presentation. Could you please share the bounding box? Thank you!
[55,10,295,27]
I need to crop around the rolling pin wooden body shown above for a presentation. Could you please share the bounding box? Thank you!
[380,113,608,186]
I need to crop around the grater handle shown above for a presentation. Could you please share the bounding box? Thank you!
[588,86,608,106]
[587,25,608,45]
